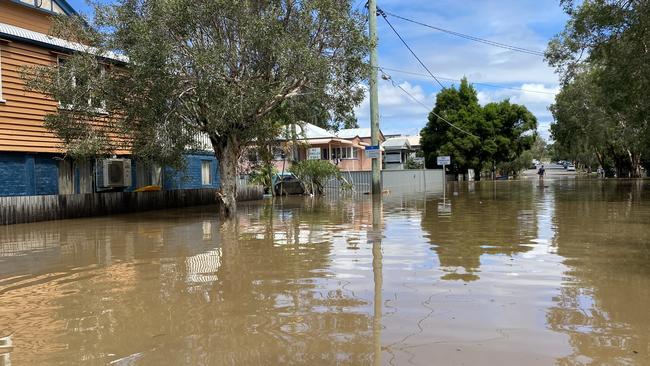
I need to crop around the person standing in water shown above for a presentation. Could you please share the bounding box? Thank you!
[538,165,545,179]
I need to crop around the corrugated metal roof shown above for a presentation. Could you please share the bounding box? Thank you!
[279,123,335,140]
[0,22,127,62]
[406,135,421,146]
[382,137,411,150]
[336,128,371,139]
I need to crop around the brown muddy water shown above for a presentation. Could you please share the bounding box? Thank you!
[0,180,649,365]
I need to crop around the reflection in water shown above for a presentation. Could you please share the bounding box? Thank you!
[546,180,650,365]
[0,181,648,365]
[420,182,537,281]
[0,335,11,366]
[370,195,383,366]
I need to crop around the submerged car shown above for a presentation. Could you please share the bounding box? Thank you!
[273,173,305,196]
[567,164,576,171]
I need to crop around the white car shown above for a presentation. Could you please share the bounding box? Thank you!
[567,165,576,171]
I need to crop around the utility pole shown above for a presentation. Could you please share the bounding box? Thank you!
[368,0,381,195]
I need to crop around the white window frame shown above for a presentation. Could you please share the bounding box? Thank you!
[57,56,108,114]
[18,0,65,14]
[201,160,212,185]
[332,147,357,160]
[0,46,5,103]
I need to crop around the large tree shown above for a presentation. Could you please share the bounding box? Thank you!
[28,0,369,216]
[420,78,536,179]
[547,0,650,177]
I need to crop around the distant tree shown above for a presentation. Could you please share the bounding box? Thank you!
[549,68,631,174]
[546,0,649,177]
[420,78,536,180]
[26,0,369,216]
[420,78,483,175]
[530,137,547,162]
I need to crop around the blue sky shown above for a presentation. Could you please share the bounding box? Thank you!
[67,0,567,140]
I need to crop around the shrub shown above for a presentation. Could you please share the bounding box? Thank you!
[289,160,341,195]
[249,164,278,193]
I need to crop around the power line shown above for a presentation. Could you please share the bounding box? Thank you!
[379,67,478,138]
[383,10,546,57]
[376,66,557,95]
[377,8,446,89]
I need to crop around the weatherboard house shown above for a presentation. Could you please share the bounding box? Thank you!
[0,0,218,196]
[269,123,386,172]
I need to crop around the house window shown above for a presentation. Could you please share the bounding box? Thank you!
[332,147,357,160]
[201,160,212,185]
[321,148,329,160]
[20,0,65,14]
[272,147,285,161]
[57,57,107,112]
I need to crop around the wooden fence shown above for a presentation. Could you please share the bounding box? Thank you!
[0,187,263,225]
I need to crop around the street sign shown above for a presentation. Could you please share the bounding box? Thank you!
[365,145,380,159]
[437,156,451,201]
[307,147,321,160]
[437,156,451,166]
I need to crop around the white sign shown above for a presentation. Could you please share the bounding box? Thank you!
[365,145,381,159]
[437,156,451,166]
[307,147,321,160]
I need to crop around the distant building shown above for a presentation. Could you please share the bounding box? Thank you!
[0,0,218,196]
[267,123,385,172]
[381,134,422,170]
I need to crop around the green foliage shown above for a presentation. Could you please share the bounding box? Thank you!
[289,160,341,195]
[547,0,649,177]
[530,137,547,162]
[25,0,370,214]
[404,156,423,169]
[249,164,278,192]
[420,78,537,179]
[497,150,533,177]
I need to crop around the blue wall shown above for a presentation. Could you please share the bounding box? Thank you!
[0,153,58,196]
[0,151,219,196]
[163,152,220,190]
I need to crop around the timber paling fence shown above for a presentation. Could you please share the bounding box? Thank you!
[0,186,263,225]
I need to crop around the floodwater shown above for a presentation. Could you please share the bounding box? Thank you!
[0,180,649,365]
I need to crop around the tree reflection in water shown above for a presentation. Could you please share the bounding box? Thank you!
[0,202,376,365]
[546,180,650,365]
[420,182,537,281]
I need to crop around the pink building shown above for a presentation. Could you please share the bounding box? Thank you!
[271,123,385,172]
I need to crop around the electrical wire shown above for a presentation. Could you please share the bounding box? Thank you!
[378,67,478,138]
[377,7,446,89]
[383,10,546,57]
[375,66,557,95]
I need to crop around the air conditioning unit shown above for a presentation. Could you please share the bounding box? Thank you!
[97,158,132,188]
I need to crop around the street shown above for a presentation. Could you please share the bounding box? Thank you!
[521,163,578,178]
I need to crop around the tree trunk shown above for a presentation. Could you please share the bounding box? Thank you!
[627,149,642,178]
[212,135,241,217]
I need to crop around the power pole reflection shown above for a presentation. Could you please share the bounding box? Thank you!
[370,194,383,366]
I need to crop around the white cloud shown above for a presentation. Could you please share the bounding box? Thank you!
[351,0,568,140]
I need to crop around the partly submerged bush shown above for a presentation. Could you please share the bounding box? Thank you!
[289,160,342,195]
[249,163,278,193]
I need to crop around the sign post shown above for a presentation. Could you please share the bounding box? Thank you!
[365,145,381,159]
[437,156,450,203]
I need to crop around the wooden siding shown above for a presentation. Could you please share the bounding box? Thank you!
[1,0,130,155]
[0,37,130,154]
[0,38,64,153]
[0,0,54,34]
